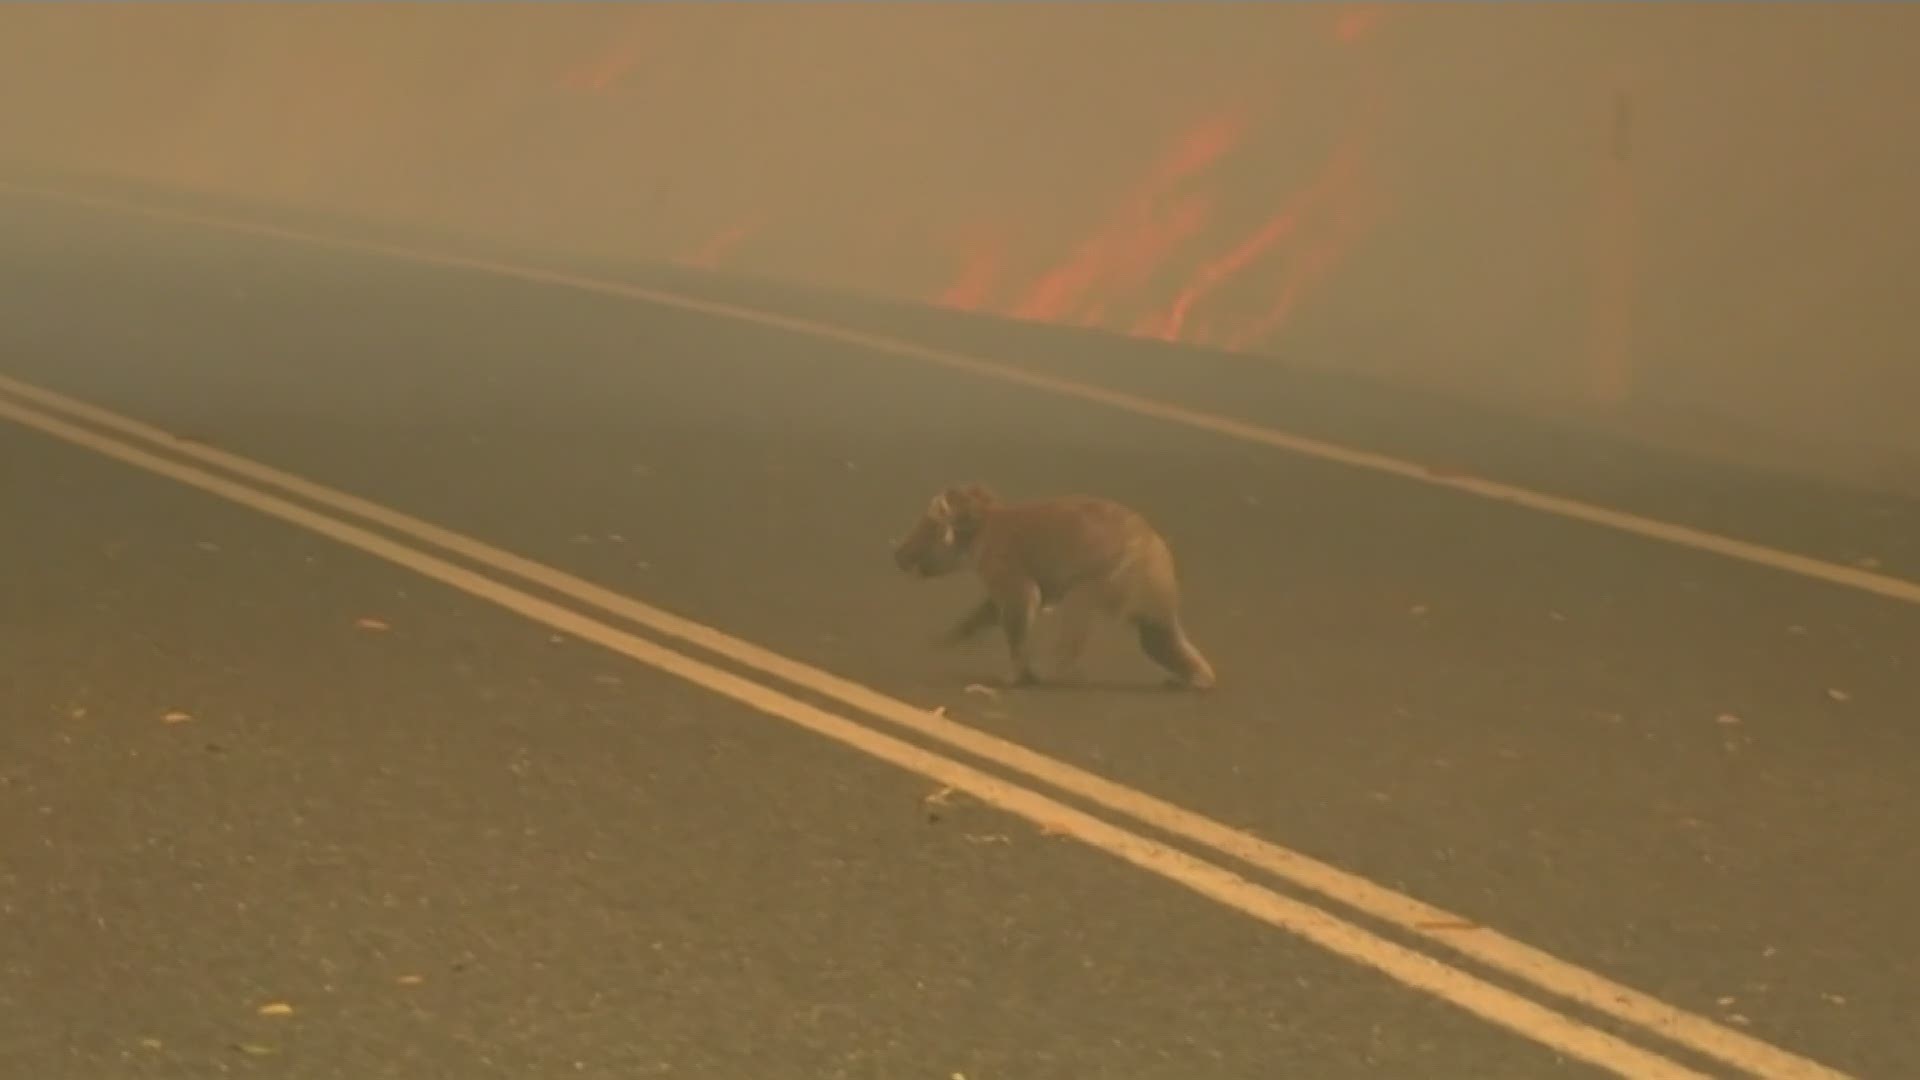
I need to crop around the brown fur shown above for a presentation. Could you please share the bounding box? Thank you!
[892,483,1217,691]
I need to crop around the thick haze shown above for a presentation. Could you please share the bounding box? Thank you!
[3,3,1915,490]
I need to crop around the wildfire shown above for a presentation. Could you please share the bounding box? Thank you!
[1010,110,1242,325]
[684,221,759,270]
[595,5,1393,358]
[556,12,656,93]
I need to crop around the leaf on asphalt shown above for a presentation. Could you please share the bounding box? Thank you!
[234,1042,276,1057]
[1408,604,1429,616]
[1826,688,1851,703]
[256,1002,294,1017]
[162,710,193,725]
[396,974,425,987]
[1715,712,1742,726]
[962,683,999,699]
[922,786,958,823]
[355,617,391,632]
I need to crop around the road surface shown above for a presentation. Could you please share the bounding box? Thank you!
[2,182,1916,1079]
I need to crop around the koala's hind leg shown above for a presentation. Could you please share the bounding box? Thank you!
[995,579,1044,686]
[1049,585,1102,682]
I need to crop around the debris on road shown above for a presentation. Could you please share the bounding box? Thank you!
[354,617,390,632]
[922,785,959,823]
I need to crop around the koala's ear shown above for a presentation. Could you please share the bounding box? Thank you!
[948,482,997,515]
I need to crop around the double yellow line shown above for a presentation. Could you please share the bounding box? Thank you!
[0,372,1850,1080]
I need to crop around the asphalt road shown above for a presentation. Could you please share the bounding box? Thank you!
[3,185,1918,1079]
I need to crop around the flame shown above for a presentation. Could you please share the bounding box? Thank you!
[938,228,1005,311]
[1223,164,1387,351]
[685,220,759,270]
[558,16,655,92]
[1078,192,1213,327]
[1140,197,1308,344]
[933,100,1382,353]
[1009,111,1243,323]
[573,7,1396,360]
[1148,139,1372,347]
[1334,5,1387,44]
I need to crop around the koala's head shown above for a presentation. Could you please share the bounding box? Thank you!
[891,482,998,578]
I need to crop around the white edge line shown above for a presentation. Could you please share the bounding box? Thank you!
[0,374,1855,1080]
[6,181,1920,613]
[0,391,1727,1080]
